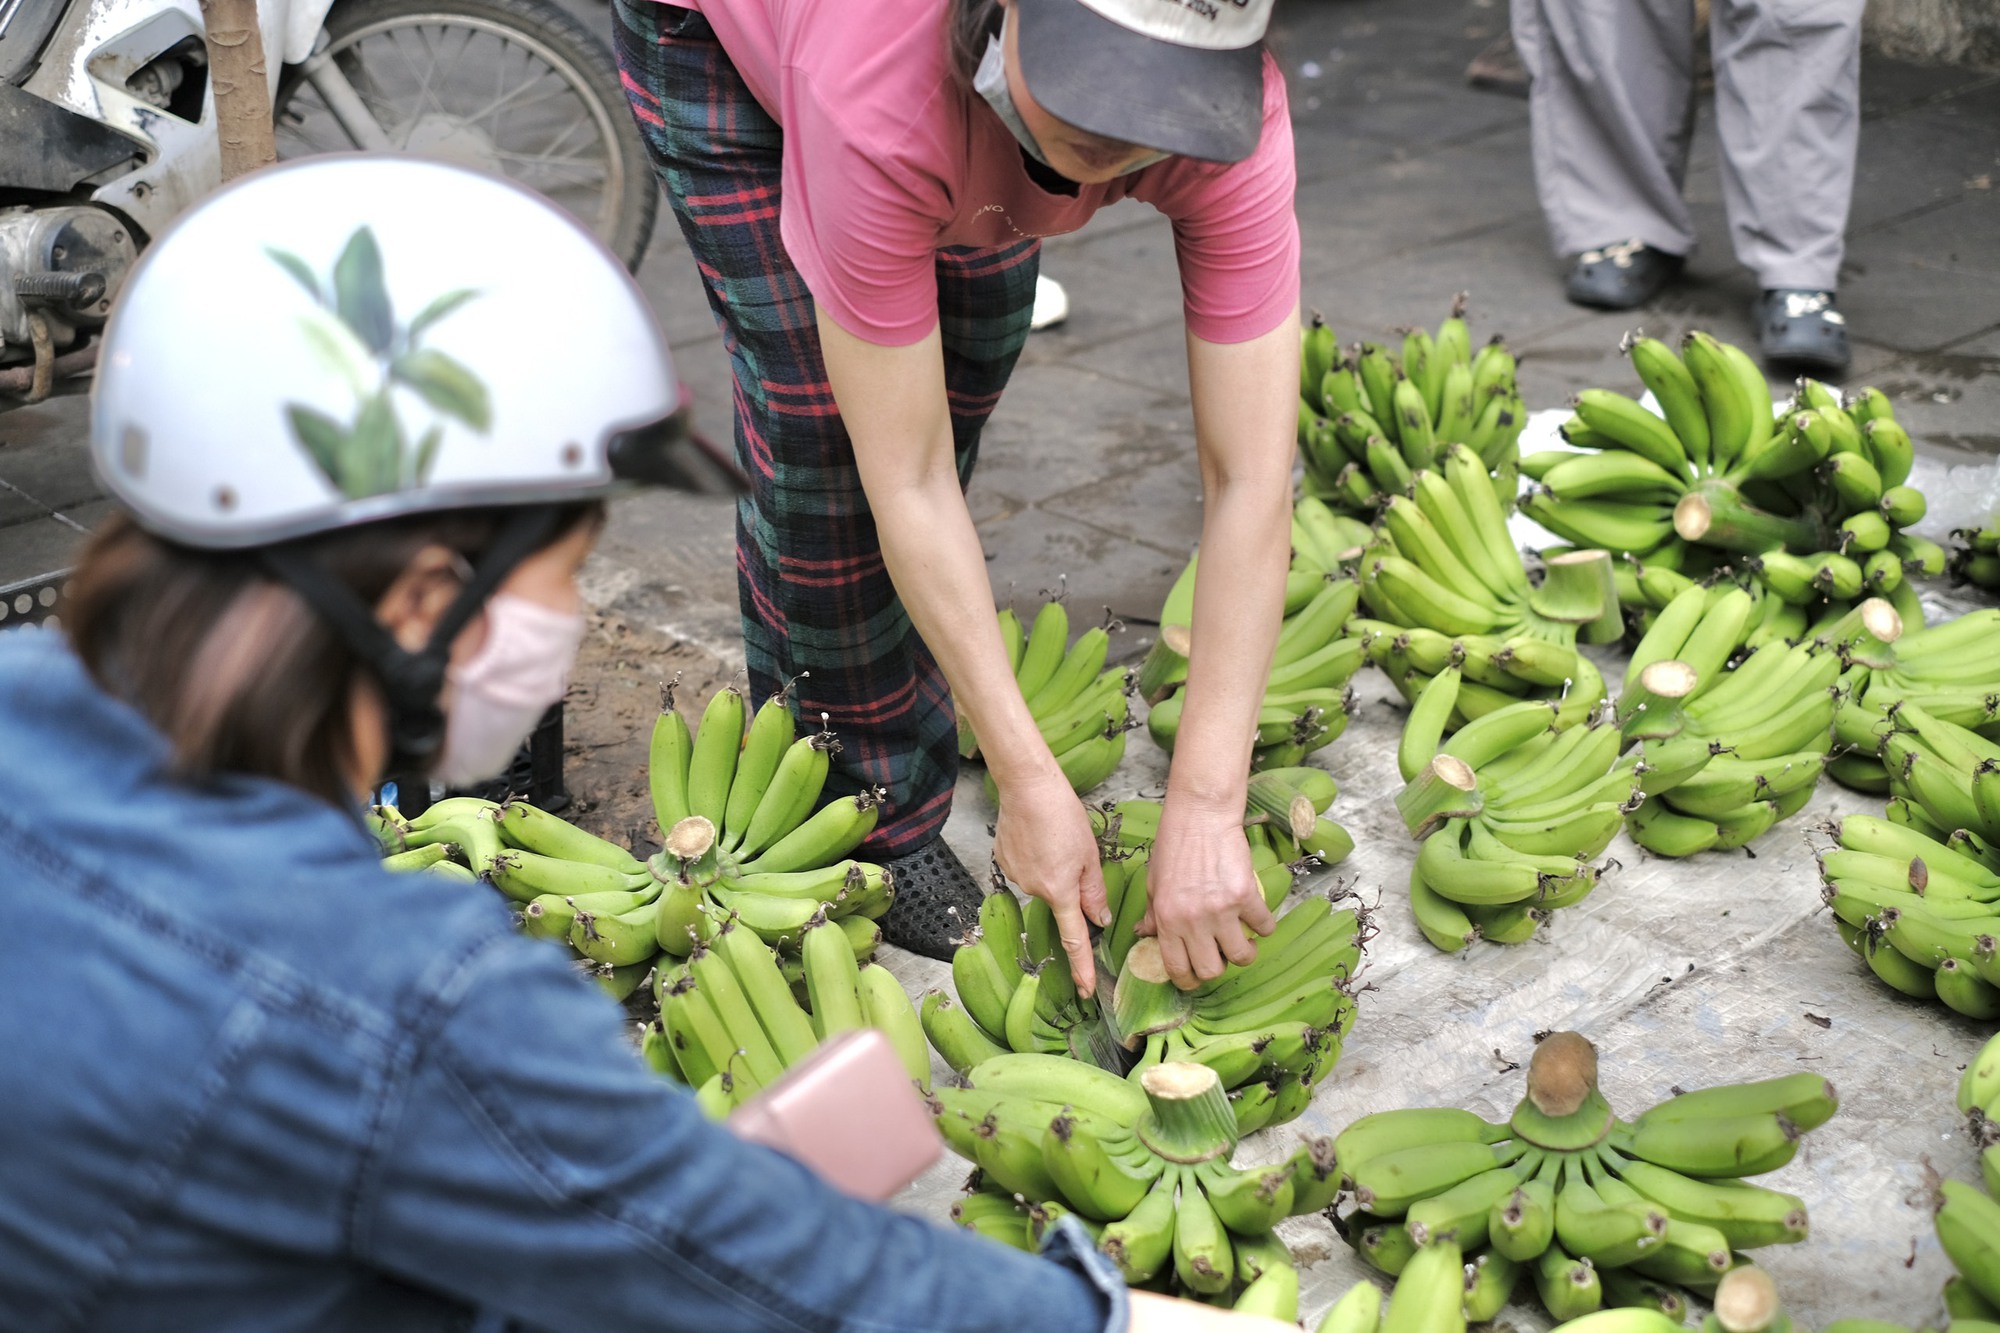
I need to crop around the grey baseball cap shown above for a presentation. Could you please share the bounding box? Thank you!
[1013,0,1274,164]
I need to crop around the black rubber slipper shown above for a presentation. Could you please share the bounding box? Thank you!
[1758,289,1851,376]
[878,838,986,961]
[1565,239,1685,311]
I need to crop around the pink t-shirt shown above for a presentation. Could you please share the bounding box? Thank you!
[675,0,1300,347]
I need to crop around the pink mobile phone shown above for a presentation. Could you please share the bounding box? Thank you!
[726,1028,942,1201]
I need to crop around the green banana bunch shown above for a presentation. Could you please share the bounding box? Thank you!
[1080,773,1346,977]
[1819,812,2000,1013]
[1114,894,1364,1130]
[1145,571,1364,770]
[1826,602,2000,793]
[1352,445,1612,731]
[1331,1032,1831,1323]
[1521,333,1931,640]
[936,1056,1327,1308]
[1955,522,2000,590]
[1612,606,1841,857]
[962,595,1137,798]
[651,912,928,1112]
[1873,700,2000,848]
[1296,296,1526,517]
[1945,1039,2000,1324]
[927,886,1120,1069]
[1394,676,1634,950]
[641,681,891,956]
[1958,1033,2000,1204]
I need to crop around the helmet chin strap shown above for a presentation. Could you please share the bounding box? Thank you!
[258,506,567,776]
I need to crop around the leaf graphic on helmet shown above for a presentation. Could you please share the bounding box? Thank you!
[269,227,487,500]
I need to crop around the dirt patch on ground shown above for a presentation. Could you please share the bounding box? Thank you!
[556,608,737,859]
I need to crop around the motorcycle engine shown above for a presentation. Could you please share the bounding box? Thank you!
[0,205,140,366]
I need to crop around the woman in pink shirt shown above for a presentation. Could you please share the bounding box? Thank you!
[615,0,1302,998]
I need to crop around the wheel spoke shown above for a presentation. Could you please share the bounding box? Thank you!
[273,9,628,241]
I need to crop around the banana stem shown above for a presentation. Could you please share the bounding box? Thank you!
[1111,939,1196,1050]
[1672,482,1822,556]
[1135,1062,1239,1164]
[1618,659,1697,740]
[1395,754,1483,838]
[1137,623,1191,704]
[1532,549,1618,631]
[1712,1266,1783,1333]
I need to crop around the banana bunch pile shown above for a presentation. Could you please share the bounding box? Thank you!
[1396,680,1634,951]
[642,912,927,1115]
[1295,299,1527,515]
[1145,574,1365,770]
[1114,894,1363,1133]
[960,596,1136,798]
[927,871,1362,1133]
[933,1055,1340,1313]
[1518,333,1934,627]
[1350,444,1614,731]
[1829,603,2000,793]
[1956,522,2000,590]
[1333,1033,1830,1323]
[1615,590,1840,857]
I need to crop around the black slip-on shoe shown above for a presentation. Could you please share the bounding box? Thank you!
[1565,239,1686,310]
[1757,289,1851,377]
[878,838,985,960]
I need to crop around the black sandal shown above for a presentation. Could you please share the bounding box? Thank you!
[878,838,986,960]
[1757,289,1851,376]
[1565,239,1685,311]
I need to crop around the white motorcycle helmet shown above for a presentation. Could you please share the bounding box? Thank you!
[89,154,735,767]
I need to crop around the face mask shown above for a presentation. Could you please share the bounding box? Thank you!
[974,14,1171,175]
[433,592,586,788]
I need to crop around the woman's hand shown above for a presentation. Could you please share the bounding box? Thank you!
[1127,1291,1299,1332]
[991,766,1110,994]
[1138,794,1275,990]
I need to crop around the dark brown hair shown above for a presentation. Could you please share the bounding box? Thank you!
[947,0,1003,92]
[63,503,600,806]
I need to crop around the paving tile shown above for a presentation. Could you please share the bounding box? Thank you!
[971,362,1196,508]
[971,503,1191,663]
[1015,207,1190,365]
[1839,195,2000,352]
[0,504,106,587]
[1860,59,2000,120]
[1855,341,2000,458]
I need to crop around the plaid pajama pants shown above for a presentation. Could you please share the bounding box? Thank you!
[613,0,1041,856]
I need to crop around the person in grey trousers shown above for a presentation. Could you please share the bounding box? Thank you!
[1513,0,1864,374]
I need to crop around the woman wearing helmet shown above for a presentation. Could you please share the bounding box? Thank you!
[615,0,1303,992]
[0,157,1292,1333]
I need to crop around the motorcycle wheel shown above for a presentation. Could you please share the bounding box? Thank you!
[272,0,656,270]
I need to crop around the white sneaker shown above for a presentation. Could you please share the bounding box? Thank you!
[1030,274,1069,331]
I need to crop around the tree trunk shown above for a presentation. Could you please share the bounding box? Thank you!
[198,0,278,180]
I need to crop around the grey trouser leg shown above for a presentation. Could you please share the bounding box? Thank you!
[1513,0,1701,260]
[1710,0,1864,291]
[1515,0,1863,291]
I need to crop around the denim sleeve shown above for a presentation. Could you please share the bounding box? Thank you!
[352,933,1122,1333]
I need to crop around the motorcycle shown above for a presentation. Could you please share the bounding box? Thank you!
[0,0,655,403]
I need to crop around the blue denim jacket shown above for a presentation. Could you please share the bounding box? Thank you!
[0,629,1126,1333]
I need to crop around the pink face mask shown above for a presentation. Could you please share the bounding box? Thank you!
[434,592,587,788]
